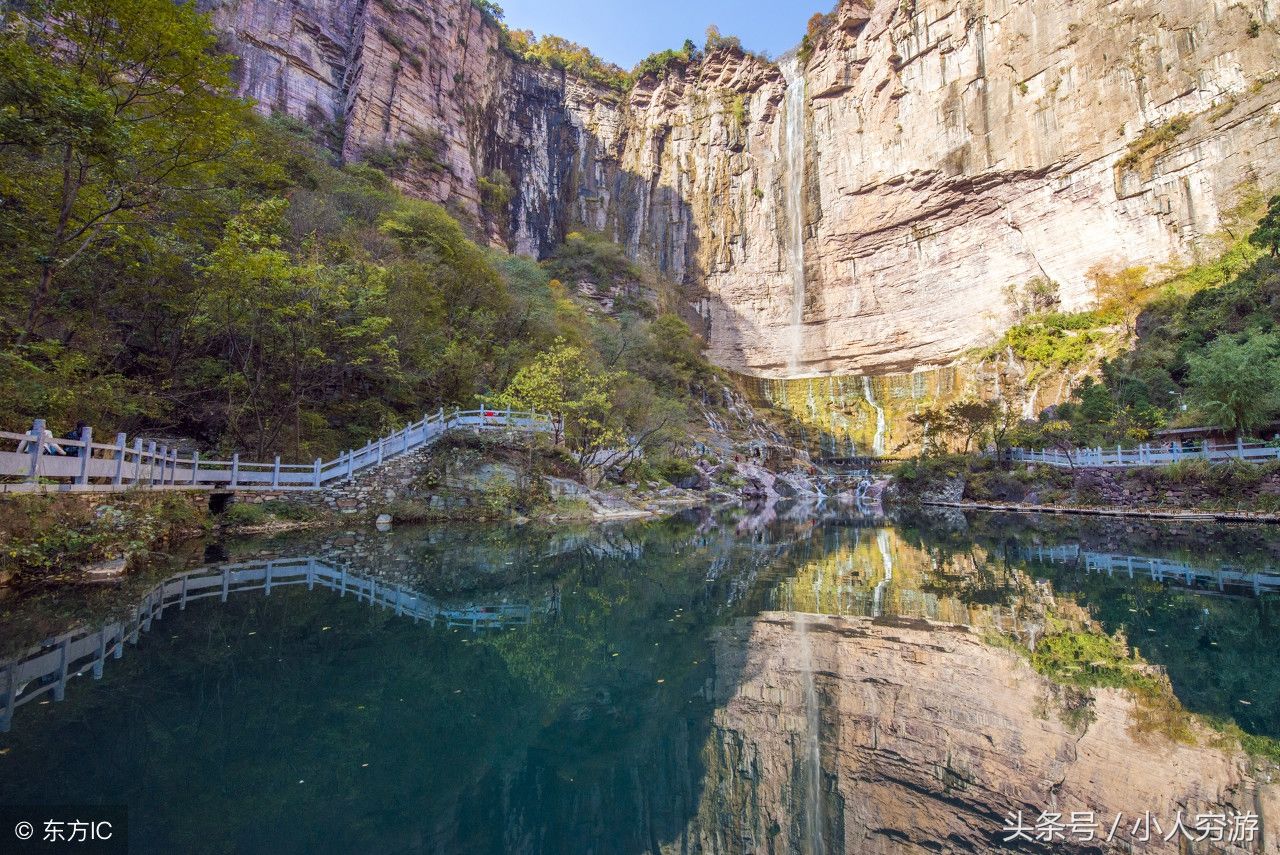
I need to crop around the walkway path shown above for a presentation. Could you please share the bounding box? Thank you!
[0,409,557,494]
[1008,440,1280,469]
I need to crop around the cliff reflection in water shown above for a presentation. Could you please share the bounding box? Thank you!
[1,510,1279,853]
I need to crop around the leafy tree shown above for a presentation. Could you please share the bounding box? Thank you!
[1090,264,1149,334]
[704,25,743,55]
[543,230,638,284]
[1250,195,1280,257]
[1185,333,1280,440]
[633,41,700,79]
[946,399,998,454]
[494,338,623,455]
[503,30,629,91]
[195,200,397,457]
[1004,276,1061,321]
[0,0,254,341]
[1036,420,1083,471]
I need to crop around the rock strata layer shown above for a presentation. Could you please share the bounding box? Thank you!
[204,0,1280,378]
[681,612,1279,853]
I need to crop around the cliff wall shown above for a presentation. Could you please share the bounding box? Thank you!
[201,0,1280,379]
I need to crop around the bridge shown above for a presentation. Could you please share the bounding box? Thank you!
[0,408,558,493]
[1017,543,1280,596]
[0,557,558,732]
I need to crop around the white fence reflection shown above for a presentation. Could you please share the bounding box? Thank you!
[0,558,557,732]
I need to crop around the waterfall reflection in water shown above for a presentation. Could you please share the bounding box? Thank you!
[1,510,1279,853]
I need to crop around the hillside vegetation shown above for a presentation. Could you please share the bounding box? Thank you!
[957,199,1280,453]
[0,0,719,472]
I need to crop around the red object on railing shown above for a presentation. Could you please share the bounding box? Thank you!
[484,411,496,417]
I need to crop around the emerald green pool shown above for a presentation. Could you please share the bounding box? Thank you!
[2,509,1278,853]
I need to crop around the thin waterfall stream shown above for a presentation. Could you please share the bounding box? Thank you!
[862,376,887,457]
[794,611,826,854]
[781,56,808,375]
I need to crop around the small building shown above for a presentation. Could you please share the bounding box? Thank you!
[1152,422,1280,448]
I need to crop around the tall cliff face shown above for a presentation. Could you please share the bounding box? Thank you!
[680,612,1279,854]
[203,0,1280,379]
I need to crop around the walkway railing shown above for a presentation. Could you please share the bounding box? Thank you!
[1018,543,1280,596]
[0,408,558,493]
[1008,439,1280,469]
[0,557,558,731]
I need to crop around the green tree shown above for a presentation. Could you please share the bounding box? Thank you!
[196,200,397,457]
[1090,264,1149,334]
[945,399,998,454]
[1185,333,1280,440]
[907,405,952,455]
[1250,195,1280,257]
[0,0,253,341]
[494,339,627,466]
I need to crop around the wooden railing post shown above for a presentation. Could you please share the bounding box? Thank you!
[313,458,322,488]
[77,426,93,485]
[191,451,200,486]
[377,437,384,465]
[112,433,127,487]
[147,441,158,486]
[346,450,354,478]
[271,455,281,489]
[131,438,143,484]
[230,453,240,488]
[26,418,44,482]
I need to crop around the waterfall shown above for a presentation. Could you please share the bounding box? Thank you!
[794,613,825,854]
[781,56,808,375]
[862,376,886,456]
[871,529,894,617]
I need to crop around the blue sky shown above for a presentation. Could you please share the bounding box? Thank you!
[496,0,825,69]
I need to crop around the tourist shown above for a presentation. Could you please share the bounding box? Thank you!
[16,427,66,456]
[63,422,88,458]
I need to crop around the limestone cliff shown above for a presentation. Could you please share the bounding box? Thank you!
[202,0,1280,380]
[682,613,1279,854]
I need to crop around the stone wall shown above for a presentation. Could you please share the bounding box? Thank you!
[226,443,438,517]
[957,461,1280,511]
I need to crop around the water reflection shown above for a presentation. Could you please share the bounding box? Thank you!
[0,558,558,732]
[0,510,1278,853]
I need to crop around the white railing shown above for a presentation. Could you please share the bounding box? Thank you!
[0,408,559,493]
[1007,439,1280,469]
[1019,543,1280,596]
[0,556,558,731]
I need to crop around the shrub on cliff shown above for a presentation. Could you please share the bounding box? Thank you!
[502,30,630,92]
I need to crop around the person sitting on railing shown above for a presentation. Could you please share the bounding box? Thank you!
[16,428,66,456]
[63,422,88,458]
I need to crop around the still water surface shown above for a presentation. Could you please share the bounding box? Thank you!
[2,507,1279,853]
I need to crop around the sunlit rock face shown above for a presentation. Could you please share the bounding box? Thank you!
[683,613,1277,854]
[669,527,1280,853]
[203,0,1280,378]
